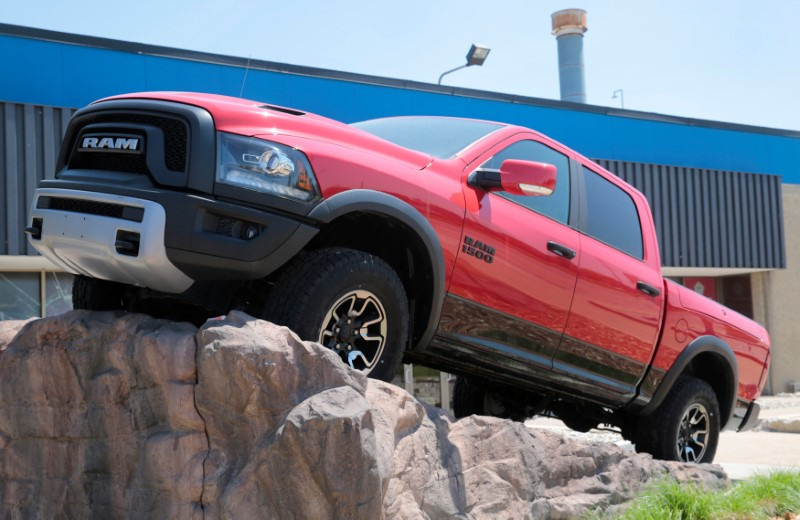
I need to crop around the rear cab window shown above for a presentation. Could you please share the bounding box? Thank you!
[581,166,643,259]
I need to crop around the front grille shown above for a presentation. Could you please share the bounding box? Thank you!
[39,197,144,222]
[69,153,150,175]
[68,112,188,174]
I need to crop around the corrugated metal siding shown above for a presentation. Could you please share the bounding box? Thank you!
[597,159,786,269]
[1,101,74,256]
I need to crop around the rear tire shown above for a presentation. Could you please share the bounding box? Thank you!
[633,375,720,463]
[262,248,408,382]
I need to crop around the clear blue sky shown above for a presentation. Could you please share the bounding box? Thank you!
[3,0,799,131]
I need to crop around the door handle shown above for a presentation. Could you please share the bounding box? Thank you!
[637,281,661,297]
[547,241,576,260]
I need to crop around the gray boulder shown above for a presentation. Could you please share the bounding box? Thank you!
[0,311,728,519]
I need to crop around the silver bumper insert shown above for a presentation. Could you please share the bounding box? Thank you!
[28,188,194,293]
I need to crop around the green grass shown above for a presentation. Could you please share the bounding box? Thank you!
[588,470,800,519]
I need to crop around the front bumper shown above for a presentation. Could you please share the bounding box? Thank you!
[28,186,319,293]
[29,188,194,292]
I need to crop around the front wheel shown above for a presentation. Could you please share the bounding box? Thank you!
[633,375,720,463]
[262,248,409,382]
[72,275,125,311]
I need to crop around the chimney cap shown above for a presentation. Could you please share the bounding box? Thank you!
[551,8,588,37]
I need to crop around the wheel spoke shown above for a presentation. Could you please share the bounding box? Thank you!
[361,315,383,327]
[347,350,370,369]
[318,289,388,376]
[684,446,697,462]
[676,403,710,463]
[345,295,357,315]
[351,298,371,318]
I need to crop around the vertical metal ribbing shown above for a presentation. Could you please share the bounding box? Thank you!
[596,158,784,269]
[23,105,38,255]
[4,104,20,255]
[771,178,783,268]
[42,106,57,181]
[700,170,713,267]
[0,101,74,257]
[722,172,734,267]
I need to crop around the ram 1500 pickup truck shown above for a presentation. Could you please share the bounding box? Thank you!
[27,92,770,463]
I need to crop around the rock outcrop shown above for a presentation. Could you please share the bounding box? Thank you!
[0,311,728,519]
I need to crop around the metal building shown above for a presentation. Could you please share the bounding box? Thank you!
[0,23,798,394]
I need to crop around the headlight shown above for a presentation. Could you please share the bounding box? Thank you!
[216,132,319,202]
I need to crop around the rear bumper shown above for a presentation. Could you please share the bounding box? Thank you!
[727,399,761,432]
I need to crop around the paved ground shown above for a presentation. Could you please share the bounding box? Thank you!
[525,392,800,480]
[717,393,800,479]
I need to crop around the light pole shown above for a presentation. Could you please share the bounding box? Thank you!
[438,44,491,85]
[612,89,624,108]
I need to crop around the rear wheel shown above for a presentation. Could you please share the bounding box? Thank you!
[633,375,720,463]
[262,248,408,382]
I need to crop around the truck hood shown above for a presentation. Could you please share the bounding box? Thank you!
[103,92,434,170]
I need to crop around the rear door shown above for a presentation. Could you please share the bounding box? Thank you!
[553,164,664,404]
[438,135,581,377]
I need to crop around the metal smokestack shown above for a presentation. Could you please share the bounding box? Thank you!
[551,8,588,103]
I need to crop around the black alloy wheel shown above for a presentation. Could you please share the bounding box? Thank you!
[262,247,409,382]
[317,289,388,373]
[633,375,720,463]
[675,403,711,463]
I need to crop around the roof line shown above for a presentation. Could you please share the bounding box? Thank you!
[2,22,799,139]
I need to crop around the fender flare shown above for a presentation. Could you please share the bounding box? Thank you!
[309,189,445,351]
[639,335,739,429]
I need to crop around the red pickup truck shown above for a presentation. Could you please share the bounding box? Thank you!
[27,92,769,463]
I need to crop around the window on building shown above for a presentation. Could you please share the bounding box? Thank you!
[45,272,74,317]
[582,166,643,259]
[0,273,40,320]
[0,271,74,320]
[480,139,571,225]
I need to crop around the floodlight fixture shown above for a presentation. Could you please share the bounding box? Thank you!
[466,44,490,66]
[438,44,491,85]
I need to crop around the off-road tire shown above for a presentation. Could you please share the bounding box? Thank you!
[633,375,720,463]
[262,247,408,382]
[72,275,124,311]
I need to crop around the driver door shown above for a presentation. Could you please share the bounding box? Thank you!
[438,135,581,376]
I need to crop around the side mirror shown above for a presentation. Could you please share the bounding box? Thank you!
[469,159,557,196]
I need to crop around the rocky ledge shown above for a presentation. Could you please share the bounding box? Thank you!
[0,311,727,519]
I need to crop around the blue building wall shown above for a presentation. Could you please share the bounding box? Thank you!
[2,30,799,183]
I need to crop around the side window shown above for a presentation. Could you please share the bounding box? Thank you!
[480,140,571,225]
[582,166,643,259]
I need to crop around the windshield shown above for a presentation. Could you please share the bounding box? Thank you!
[351,116,503,159]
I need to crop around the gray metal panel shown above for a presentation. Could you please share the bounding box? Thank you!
[0,101,74,256]
[597,159,786,269]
